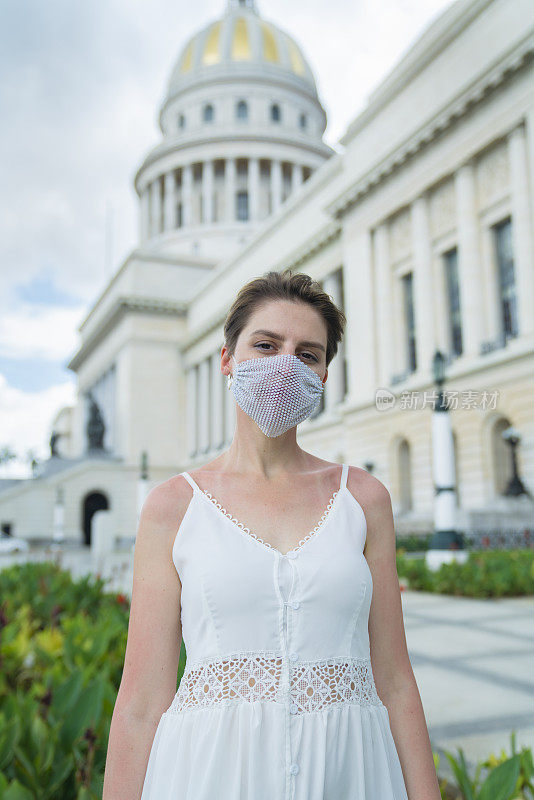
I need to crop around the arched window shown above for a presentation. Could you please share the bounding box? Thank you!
[236,100,248,120]
[299,112,307,130]
[490,416,514,495]
[203,103,214,123]
[178,113,186,129]
[270,103,281,122]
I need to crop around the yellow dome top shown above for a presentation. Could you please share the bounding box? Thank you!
[166,1,318,101]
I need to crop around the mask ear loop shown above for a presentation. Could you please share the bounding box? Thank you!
[227,354,236,390]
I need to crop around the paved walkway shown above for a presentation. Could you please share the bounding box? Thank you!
[2,547,533,787]
[401,588,534,784]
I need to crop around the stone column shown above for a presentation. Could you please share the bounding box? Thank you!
[164,171,175,232]
[225,157,236,223]
[211,351,224,449]
[323,270,345,411]
[455,161,485,356]
[374,223,394,385]
[203,160,214,224]
[508,123,534,337]
[140,185,150,243]
[526,108,534,234]
[271,159,283,212]
[186,365,197,458]
[293,164,304,190]
[197,358,210,453]
[248,157,260,222]
[341,227,376,404]
[150,179,162,237]
[182,164,193,228]
[391,272,405,374]
[411,193,436,375]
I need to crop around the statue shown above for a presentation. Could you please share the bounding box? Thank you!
[86,392,106,451]
[49,430,60,457]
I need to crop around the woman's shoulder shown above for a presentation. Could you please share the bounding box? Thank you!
[346,465,392,512]
[142,473,195,527]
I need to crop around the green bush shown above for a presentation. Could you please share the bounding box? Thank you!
[0,560,185,798]
[437,731,534,799]
[395,532,432,551]
[396,549,534,597]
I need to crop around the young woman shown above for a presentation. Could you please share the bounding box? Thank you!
[103,269,440,799]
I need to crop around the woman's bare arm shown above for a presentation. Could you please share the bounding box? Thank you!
[102,476,191,800]
[355,469,441,800]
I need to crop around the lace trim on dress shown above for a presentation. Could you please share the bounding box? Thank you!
[201,489,340,555]
[165,653,385,715]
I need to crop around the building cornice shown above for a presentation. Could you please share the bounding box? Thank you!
[66,297,187,373]
[340,0,496,147]
[76,247,213,335]
[327,35,534,219]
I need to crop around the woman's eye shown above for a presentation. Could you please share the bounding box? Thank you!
[255,343,317,362]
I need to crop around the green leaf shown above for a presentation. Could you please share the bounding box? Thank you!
[477,754,520,800]
[53,671,83,716]
[3,778,35,799]
[444,749,475,800]
[59,680,105,750]
[43,755,74,799]
[0,716,20,770]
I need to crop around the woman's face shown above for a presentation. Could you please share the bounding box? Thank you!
[228,299,328,384]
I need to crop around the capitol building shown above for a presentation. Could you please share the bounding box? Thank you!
[1,0,533,545]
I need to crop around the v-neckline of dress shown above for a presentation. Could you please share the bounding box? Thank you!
[182,467,346,558]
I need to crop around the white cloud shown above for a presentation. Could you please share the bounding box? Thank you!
[0,374,76,478]
[0,305,84,361]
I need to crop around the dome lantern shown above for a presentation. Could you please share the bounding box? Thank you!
[228,0,257,10]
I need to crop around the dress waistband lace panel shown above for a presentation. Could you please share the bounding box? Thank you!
[165,653,385,715]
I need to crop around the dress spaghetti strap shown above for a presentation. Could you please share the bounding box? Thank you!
[180,471,199,492]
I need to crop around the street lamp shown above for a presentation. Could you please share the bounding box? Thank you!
[426,350,467,571]
[502,427,531,498]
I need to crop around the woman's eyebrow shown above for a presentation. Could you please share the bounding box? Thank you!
[250,329,326,353]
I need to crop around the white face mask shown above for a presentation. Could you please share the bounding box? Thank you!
[229,352,324,437]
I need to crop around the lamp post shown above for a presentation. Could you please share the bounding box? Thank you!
[52,485,65,548]
[502,427,531,498]
[426,350,467,571]
[137,451,149,524]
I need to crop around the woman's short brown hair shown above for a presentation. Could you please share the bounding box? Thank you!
[223,268,346,367]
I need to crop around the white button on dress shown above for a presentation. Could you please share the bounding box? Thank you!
[140,463,409,800]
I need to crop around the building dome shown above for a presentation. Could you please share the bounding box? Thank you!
[135,0,333,263]
[163,0,319,113]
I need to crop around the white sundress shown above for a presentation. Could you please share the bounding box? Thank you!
[140,463,409,800]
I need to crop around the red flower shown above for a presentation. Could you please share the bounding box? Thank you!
[116,592,128,606]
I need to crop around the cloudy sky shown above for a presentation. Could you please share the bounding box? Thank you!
[0,0,452,477]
